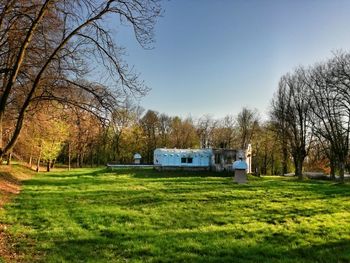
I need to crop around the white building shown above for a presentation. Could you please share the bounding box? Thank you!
[154,147,252,172]
[154,148,212,168]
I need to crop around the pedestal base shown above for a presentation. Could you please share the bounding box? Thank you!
[234,170,247,184]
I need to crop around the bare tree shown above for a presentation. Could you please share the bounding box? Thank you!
[253,122,280,175]
[110,100,138,162]
[140,110,159,163]
[270,84,290,176]
[196,114,216,148]
[307,53,350,182]
[158,113,172,147]
[271,69,313,179]
[0,0,162,160]
[170,116,199,149]
[212,115,238,149]
[236,107,259,150]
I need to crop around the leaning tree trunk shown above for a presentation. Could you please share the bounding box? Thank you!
[0,114,2,164]
[6,152,12,165]
[0,1,50,160]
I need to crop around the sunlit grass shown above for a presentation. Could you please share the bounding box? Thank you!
[1,167,350,262]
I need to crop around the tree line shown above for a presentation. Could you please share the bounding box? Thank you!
[271,51,350,182]
[8,101,264,171]
[1,1,349,180]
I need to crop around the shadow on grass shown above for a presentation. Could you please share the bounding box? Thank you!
[0,171,21,185]
[49,168,110,177]
[13,184,348,227]
[19,168,350,201]
[4,167,350,262]
[103,167,234,179]
[43,230,350,263]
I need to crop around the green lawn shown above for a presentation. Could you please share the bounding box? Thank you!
[1,167,350,262]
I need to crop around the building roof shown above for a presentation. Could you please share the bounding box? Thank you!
[233,160,248,170]
[154,148,212,154]
[154,148,213,157]
[134,153,142,159]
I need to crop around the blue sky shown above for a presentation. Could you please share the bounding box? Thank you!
[116,0,350,119]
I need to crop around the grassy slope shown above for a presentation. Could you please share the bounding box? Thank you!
[1,167,350,262]
[0,165,35,263]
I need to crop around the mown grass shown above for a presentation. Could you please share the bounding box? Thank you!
[1,166,350,262]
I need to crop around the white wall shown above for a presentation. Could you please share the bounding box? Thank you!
[154,148,212,167]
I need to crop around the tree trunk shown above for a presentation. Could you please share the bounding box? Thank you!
[0,113,3,165]
[116,140,121,164]
[50,159,55,168]
[329,158,336,181]
[29,146,33,168]
[90,147,93,168]
[263,154,267,175]
[36,157,41,172]
[78,153,83,168]
[0,1,51,160]
[6,152,12,165]
[0,113,2,153]
[338,161,345,183]
[294,157,304,180]
[282,145,288,175]
[1,116,22,159]
[81,154,84,168]
[97,144,100,167]
[36,144,42,172]
[297,160,304,180]
[271,154,275,175]
[68,142,71,171]
[254,160,260,176]
[46,160,51,172]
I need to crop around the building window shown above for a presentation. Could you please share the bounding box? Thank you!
[181,157,193,164]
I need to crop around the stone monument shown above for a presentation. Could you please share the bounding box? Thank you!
[232,158,248,184]
[133,153,142,164]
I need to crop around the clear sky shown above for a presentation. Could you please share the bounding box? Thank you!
[117,0,350,119]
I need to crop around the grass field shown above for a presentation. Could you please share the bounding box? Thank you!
[1,167,350,262]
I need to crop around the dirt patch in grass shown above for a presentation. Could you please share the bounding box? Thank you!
[0,165,33,262]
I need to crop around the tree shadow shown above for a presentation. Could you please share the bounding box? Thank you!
[41,229,350,262]
[113,168,233,178]
[5,166,350,262]
[0,171,21,186]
